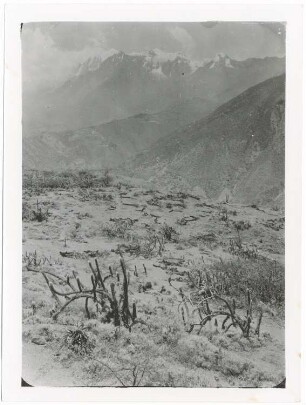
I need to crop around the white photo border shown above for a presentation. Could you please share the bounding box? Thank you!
[2,1,303,402]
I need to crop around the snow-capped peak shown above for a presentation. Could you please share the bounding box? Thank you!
[213,52,227,62]
[209,53,235,69]
[148,48,184,63]
[74,48,220,79]
[75,49,120,76]
[141,49,195,78]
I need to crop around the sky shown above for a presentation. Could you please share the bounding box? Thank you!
[22,22,285,93]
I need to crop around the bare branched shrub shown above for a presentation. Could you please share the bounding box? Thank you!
[169,277,262,338]
[102,218,135,239]
[23,251,62,267]
[228,238,258,259]
[188,257,284,308]
[139,231,165,258]
[160,223,179,242]
[218,207,228,222]
[233,220,252,231]
[23,200,50,222]
[101,169,113,187]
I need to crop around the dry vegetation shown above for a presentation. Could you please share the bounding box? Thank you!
[22,170,285,387]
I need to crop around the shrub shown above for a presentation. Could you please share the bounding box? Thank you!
[64,328,95,355]
[78,171,97,188]
[23,169,114,190]
[193,257,284,308]
[233,220,252,231]
[160,223,179,242]
[23,200,50,222]
[101,169,113,187]
[102,218,135,240]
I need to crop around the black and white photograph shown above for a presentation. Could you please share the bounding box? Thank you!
[19,20,288,389]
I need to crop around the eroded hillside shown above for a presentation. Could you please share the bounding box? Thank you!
[126,75,285,205]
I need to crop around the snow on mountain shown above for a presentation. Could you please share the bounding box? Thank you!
[75,49,120,76]
[74,49,237,80]
[190,59,209,73]
[225,59,234,68]
[151,65,167,79]
[208,53,235,69]
[75,48,201,78]
[147,48,184,64]
[24,50,285,133]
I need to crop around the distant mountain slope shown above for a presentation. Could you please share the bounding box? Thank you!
[23,97,215,170]
[23,50,285,134]
[126,74,285,205]
[189,55,285,104]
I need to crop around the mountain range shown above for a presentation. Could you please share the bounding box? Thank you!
[23,50,285,134]
[23,50,285,205]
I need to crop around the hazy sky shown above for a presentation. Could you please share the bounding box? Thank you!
[22,22,285,93]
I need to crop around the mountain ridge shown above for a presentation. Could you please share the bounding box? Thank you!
[23,51,285,134]
[124,74,285,205]
[22,96,215,170]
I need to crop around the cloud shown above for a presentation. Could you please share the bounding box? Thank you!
[259,22,286,42]
[38,22,107,51]
[185,22,285,60]
[22,22,285,93]
[167,26,196,56]
[22,24,106,92]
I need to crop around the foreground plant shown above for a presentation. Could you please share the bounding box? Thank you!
[41,258,148,331]
[169,277,263,338]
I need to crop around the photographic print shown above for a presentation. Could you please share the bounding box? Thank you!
[21,21,286,388]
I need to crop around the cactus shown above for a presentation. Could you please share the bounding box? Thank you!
[132,302,137,321]
[77,278,83,292]
[110,283,120,326]
[41,257,145,331]
[121,259,130,327]
[170,276,260,338]
[85,297,90,319]
[255,310,263,336]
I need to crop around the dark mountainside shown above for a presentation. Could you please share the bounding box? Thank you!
[23,51,285,134]
[23,97,215,170]
[22,50,285,205]
[125,74,285,205]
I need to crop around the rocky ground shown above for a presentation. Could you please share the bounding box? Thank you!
[22,170,285,387]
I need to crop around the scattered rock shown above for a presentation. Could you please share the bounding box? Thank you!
[162,257,185,267]
[31,337,46,345]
